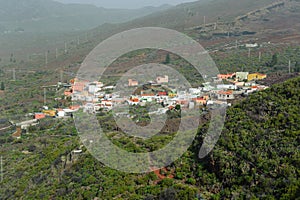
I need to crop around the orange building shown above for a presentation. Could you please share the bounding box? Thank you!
[192,97,207,105]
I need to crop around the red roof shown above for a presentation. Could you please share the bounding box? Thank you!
[69,105,80,110]
[158,92,167,96]
[35,113,46,120]
[218,90,233,95]
[130,98,139,102]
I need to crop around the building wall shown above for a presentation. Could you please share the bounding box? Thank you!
[236,72,249,81]
[248,73,267,81]
[156,76,169,84]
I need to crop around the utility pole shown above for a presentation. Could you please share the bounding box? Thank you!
[12,68,16,81]
[60,70,63,83]
[64,42,67,54]
[288,60,291,74]
[44,88,47,106]
[1,156,3,182]
[45,51,48,66]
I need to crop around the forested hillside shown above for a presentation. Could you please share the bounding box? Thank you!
[0,75,299,199]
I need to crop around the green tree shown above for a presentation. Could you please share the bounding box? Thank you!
[164,54,170,64]
[295,61,300,72]
[0,82,4,90]
[269,53,278,67]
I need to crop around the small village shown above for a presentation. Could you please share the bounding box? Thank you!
[65,71,268,113]
[8,70,269,139]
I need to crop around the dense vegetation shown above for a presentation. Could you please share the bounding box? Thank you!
[0,75,299,199]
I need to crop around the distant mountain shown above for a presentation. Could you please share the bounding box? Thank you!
[116,0,276,30]
[87,0,277,42]
[54,0,194,9]
[0,0,172,33]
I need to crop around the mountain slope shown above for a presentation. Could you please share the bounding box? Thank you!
[105,0,276,30]
[0,0,171,33]
[0,74,299,199]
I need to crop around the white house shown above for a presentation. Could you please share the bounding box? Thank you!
[57,110,66,118]
[217,84,238,90]
[217,91,235,100]
[189,88,202,95]
[245,43,258,48]
[236,72,249,81]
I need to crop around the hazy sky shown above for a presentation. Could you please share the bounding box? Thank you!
[55,0,197,9]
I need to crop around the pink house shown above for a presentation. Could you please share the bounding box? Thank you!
[156,76,169,84]
[72,82,85,92]
[128,79,139,87]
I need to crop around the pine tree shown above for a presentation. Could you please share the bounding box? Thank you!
[164,54,170,64]
[0,82,4,90]
[295,61,300,72]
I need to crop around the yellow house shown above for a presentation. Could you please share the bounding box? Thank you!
[42,110,56,117]
[248,73,267,81]
[168,92,177,98]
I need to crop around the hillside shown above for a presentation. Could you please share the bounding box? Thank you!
[92,0,276,31]
[0,1,299,199]
[0,74,299,199]
[0,0,171,33]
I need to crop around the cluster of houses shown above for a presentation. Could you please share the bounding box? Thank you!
[10,71,268,139]
[56,72,268,115]
[25,71,268,122]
